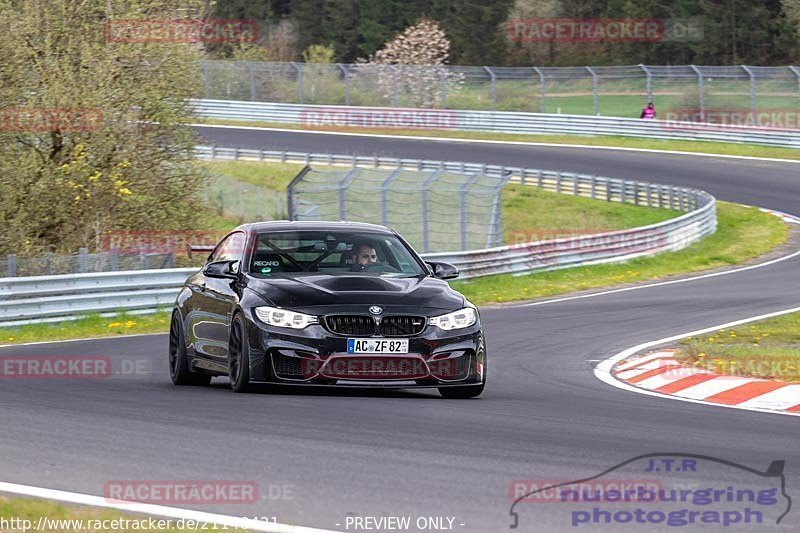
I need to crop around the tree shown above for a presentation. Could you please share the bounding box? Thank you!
[0,0,206,255]
[357,18,458,107]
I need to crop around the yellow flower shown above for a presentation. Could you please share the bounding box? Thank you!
[107,322,122,328]
[124,320,136,328]
[118,187,132,195]
[7,337,14,341]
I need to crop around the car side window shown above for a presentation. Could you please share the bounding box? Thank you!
[209,232,245,263]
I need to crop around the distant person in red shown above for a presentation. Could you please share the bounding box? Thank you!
[640,102,656,119]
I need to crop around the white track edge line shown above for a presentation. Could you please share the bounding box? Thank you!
[594,306,800,417]
[0,481,342,533]
[510,246,800,309]
[190,123,800,164]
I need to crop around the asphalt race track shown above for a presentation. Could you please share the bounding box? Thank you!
[2,127,799,532]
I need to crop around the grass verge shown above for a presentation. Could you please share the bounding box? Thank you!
[197,118,800,161]
[451,202,788,305]
[0,495,246,532]
[674,312,800,382]
[0,311,172,345]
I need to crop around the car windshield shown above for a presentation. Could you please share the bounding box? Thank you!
[248,230,427,278]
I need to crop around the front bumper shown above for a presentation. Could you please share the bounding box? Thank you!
[244,313,485,388]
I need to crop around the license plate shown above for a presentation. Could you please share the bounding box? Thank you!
[347,338,409,354]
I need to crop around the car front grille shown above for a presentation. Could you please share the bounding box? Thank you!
[325,315,376,335]
[379,316,426,336]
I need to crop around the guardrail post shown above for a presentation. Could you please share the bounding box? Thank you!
[668,187,674,210]
[741,65,755,113]
[690,65,704,120]
[484,66,497,110]
[210,145,216,159]
[291,62,303,104]
[606,179,612,201]
[790,66,800,109]
[639,64,653,103]
[572,174,578,196]
[586,66,599,115]
[6,254,15,277]
[246,61,256,101]
[590,175,596,199]
[532,67,546,112]
[338,63,350,106]
[79,247,88,273]
[556,171,562,193]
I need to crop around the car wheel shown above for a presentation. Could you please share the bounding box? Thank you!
[439,383,484,399]
[228,314,252,393]
[169,312,211,386]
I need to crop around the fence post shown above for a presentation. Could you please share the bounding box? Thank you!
[338,167,360,220]
[380,166,403,227]
[639,64,652,103]
[201,62,209,98]
[439,67,448,108]
[741,65,755,113]
[460,170,483,250]
[532,67,546,113]
[389,65,398,107]
[338,63,350,106]
[589,175,596,199]
[79,247,88,273]
[421,167,444,253]
[6,254,15,277]
[790,66,800,110]
[246,61,256,101]
[291,61,303,104]
[484,66,497,110]
[689,65,704,120]
[586,66,599,115]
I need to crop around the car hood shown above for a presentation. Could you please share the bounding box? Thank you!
[246,274,465,314]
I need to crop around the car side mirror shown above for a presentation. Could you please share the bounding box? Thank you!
[203,260,239,279]
[426,261,459,280]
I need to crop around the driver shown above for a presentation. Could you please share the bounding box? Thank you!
[351,243,378,270]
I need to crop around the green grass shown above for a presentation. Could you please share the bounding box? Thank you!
[675,312,800,382]
[201,160,306,189]
[197,117,800,161]
[501,183,675,243]
[0,311,172,345]
[0,495,247,532]
[451,202,788,305]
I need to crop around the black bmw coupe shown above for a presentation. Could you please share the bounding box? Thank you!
[169,221,486,398]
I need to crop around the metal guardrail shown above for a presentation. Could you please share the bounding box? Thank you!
[1,150,716,326]
[192,99,800,148]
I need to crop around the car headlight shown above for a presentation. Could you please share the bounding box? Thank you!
[429,307,477,330]
[254,306,318,329]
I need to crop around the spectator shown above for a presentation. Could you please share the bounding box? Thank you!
[640,102,656,119]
